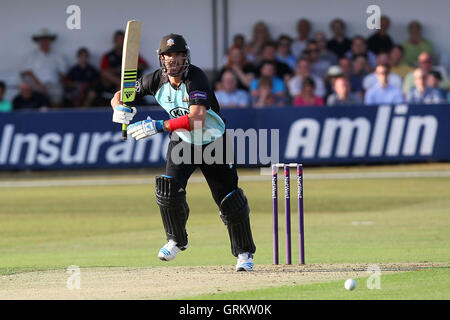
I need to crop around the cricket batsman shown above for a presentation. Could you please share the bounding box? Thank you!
[110,34,256,271]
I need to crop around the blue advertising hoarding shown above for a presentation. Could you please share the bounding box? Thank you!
[0,104,449,170]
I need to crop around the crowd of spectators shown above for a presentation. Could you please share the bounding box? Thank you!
[214,17,450,108]
[0,28,149,112]
[1,17,450,112]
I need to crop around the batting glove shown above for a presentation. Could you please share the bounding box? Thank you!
[112,105,137,124]
[127,116,164,141]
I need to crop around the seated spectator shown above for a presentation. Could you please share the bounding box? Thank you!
[363,53,402,91]
[275,35,296,71]
[0,81,12,112]
[250,61,287,101]
[305,40,332,79]
[367,15,394,54]
[403,52,450,95]
[401,21,434,66]
[338,57,352,79]
[100,30,149,94]
[246,21,271,65]
[215,45,255,91]
[255,43,292,82]
[252,76,284,108]
[327,76,363,106]
[364,64,404,105]
[221,34,251,66]
[327,18,352,58]
[65,48,100,108]
[288,58,325,98]
[406,69,426,104]
[291,18,311,59]
[215,70,250,108]
[345,35,377,69]
[13,83,50,110]
[423,71,447,104]
[350,55,370,97]
[323,65,344,99]
[313,31,338,66]
[21,28,66,108]
[293,77,324,107]
[389,45,414,79]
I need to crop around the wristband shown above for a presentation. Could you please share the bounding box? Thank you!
[155,120,164,132]
[168,114,191,132]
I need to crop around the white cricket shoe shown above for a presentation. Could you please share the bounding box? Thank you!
[235,252,254,271]
[157,240,188,261]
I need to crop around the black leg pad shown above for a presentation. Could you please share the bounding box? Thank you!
[155,175,189,247]
[219,188,256,256]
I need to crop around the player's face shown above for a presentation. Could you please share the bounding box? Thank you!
[162,52,187,76]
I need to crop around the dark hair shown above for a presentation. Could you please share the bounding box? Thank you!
[263,41,277,50]
[77,47,89,57]
[330,18,346,30]
[113,30,125,40]
[297,18,311,29]
[302,76,316,89]
[408,20,422,31]
[261,60,276,68]
[352,35,366,43]
[233,34,245,42]
[427,70,442,81]
[277,34,292,45]
[0,81,5,92]
[391,44,404,55]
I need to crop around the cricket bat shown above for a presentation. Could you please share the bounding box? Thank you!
[120,20,142,141]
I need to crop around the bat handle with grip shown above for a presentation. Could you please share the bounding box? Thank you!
[122,124,128,140]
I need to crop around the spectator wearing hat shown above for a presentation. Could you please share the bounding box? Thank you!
[327,18,352,58]
[288,58,325,98]
[401,21,434,66]
[291,18,311,59]
[12,83,50,110]
[364,64,404,105]
[367,16,394,54]
[0,82,12,112]
[327,76,362,106]
[293,77,324,107]
[21,28,66,108]
[323,65,344,100]
[65,48,100,108]
[100,30,149,94]
[215,70,250,108]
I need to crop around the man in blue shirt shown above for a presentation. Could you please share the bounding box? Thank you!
[364,64,404,105]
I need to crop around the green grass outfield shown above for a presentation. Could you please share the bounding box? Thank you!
[0,164,449,299]
[191,268,450,300]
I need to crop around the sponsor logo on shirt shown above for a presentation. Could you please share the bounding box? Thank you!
[169,107,190,118]
[189,90,207,101]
